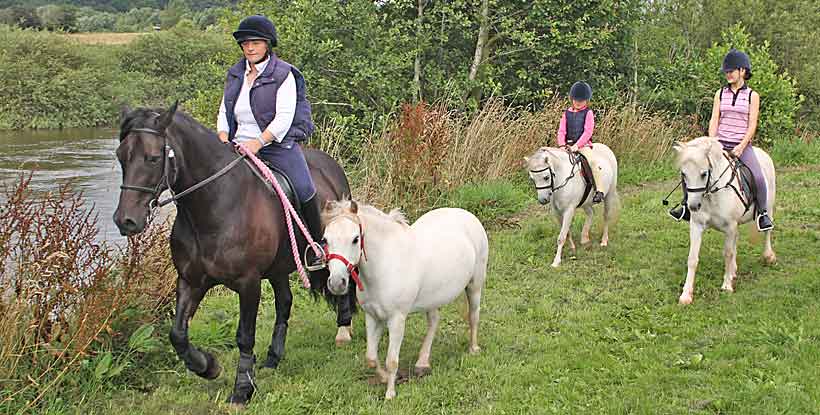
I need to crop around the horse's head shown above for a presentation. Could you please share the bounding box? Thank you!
[113,102,178,236]
[525,147,557,205]
[674,137,724,212]
[322,200,365,296]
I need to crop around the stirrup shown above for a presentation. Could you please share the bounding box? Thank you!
[756,213,774,232]
[304,241,327,272]
[668,205,687,222]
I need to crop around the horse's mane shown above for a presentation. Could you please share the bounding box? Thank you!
[323,199,409,228]
[119,106,217,141]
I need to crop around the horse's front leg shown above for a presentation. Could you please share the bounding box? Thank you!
[227,278,261,407]
[384,313,407,400]
[414,309,440,378]
[552,209,575,268]
[721,225,738,292]
[335,289,353,347]
[680,222,705,305]
[263,275,291,369]
[365,312,387,383]
[581,206,594,245]
[169,278,221,380]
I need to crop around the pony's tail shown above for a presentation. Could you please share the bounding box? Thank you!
[604,186,621,228]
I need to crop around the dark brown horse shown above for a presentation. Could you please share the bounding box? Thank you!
[113,103,355,406]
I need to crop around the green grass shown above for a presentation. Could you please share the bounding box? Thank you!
[36,166,820,415]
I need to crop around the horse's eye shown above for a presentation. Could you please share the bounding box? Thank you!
[700,171,708,179]
[352,236,359,245]
[145,155,161,164]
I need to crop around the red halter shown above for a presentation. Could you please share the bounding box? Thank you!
[324,222,367,291]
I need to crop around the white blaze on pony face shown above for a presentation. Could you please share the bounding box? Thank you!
[524,149,554,205]
[323,211,363,296]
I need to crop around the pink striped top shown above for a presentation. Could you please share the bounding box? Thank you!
[716,86,753,145]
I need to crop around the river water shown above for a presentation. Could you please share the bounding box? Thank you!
[0,127,172,244]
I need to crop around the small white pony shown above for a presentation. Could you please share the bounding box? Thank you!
[321,200,488,400]
[673,137,776,305]
[524,145,619,267]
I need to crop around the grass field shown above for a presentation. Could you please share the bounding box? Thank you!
[40,166,820,415]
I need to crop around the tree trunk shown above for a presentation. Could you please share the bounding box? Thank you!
[467,0,490,103]
[413,0,428,103]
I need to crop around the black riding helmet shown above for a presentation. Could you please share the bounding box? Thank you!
[233,15,278,48]
[721,48,752,80]
[569,81,592,101]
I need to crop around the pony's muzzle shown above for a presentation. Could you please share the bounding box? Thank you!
[327,274,349,296]
[688,202,702,212]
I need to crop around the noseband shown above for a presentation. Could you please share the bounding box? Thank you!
[529,150,579,193]
[324,217,368,291]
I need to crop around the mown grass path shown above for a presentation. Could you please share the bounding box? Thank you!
[91,167,819,414]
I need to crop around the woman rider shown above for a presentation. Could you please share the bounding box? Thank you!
[217,14,326,267]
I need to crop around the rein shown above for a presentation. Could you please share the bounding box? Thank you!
[663,151,751,211]
[119,127,246,208]
[529,149,581,194]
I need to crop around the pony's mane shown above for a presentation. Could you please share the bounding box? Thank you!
[675,136,723,166]
[323,199,409,228]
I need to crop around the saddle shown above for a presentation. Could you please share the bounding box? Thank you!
[573,153,595,207]
[728,155,757,214]
[243,158,302,213]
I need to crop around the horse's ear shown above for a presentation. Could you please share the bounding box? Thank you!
[349,200,358,214]
[157,100,179,131]
[119,105,131,123]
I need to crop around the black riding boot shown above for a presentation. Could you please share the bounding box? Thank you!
[302,195,326,270]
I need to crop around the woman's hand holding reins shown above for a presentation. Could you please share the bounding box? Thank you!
[218,131,229,143]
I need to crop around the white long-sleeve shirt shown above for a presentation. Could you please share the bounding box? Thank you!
[217,56,296,145]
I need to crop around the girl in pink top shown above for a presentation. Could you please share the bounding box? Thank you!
[556,81,604,203]
[669,49,773,231]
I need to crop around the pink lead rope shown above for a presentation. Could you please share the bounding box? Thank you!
[236,142,322,289]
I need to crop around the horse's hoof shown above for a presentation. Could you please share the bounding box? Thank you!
[385,390,396,400]
[197,352,222,380]
[678,295,693,305]
[261,355,280,369]
[763,253,777,265]
[366,359,378,369]
[335,326,352,347]
[469,345,481,354]
[550,262,560,268]
[413,365,432,378]
[600,241,608,247]
[227,402,247,411]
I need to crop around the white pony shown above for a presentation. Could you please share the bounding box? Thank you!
[322,200,488,400]
[673,137,776,305]
[524,144,619,267]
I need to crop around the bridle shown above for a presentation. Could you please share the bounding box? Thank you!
[528,149,579,193]
[118,125,246,208]
[323,216,368,292]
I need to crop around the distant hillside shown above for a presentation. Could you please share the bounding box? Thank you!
[0,0,236,12]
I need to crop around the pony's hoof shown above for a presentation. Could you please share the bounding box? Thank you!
[600,241,608,247]
[551,261,561,268]
[197,352,222,380]
[335,326,352,347]
[385,390,396,400]
[413,365,432,378]
[227,402,247,411]
[366,359,378,369]
[678,294,693,305]
[721,282,735,293]
[581,238,591,246]
[763,253,777,265]
[469,345,481,354]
